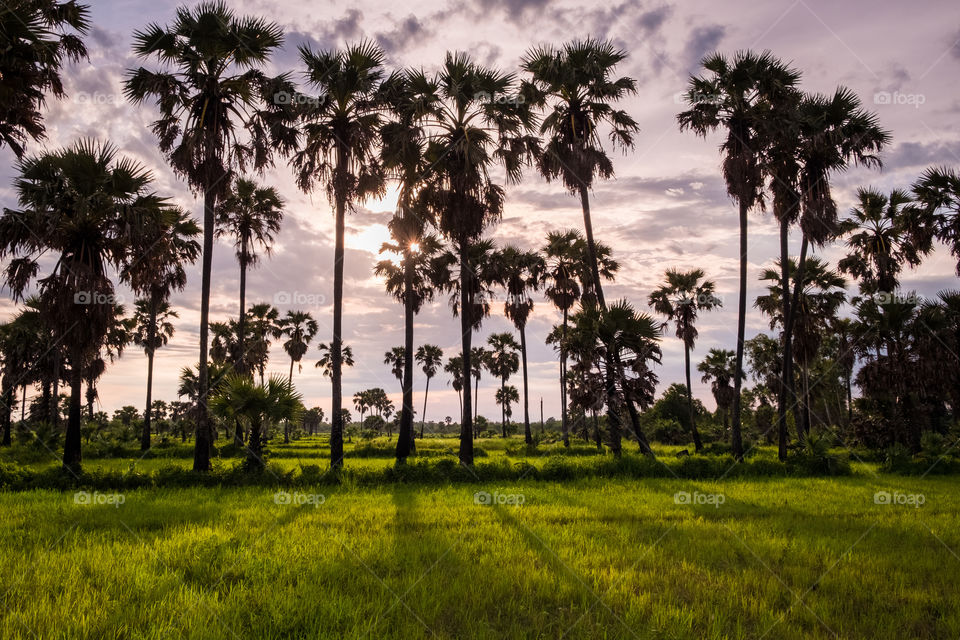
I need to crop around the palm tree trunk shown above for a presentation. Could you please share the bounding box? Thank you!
[85,378,94,420]
[330,160,347,469]
[51,354,60,427]
[63,347,84,471]
[561,307,569,447]
[785,236,810,445]
[237,239,248,376]
[141,298,158,451]
[193,187,216,472]
[419,376,430,439]
[846,373,853,425]
[592,409,601,451]
[1,377,12,446]
[458,239,474,465]
[500,378,507,437]
[520,324,532,445]
[731,200,747,460]
[288,358,294,384]
[578,185,605,308]
[777,217,794,461]
[684,342,703,451]
[397,254,415,461]
[474,375,480,423]
[21,384,27,423]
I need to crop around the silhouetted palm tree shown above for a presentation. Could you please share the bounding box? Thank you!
[217,178,284,374]
[291,41,387,468]
[445,354,464,424]
[0,0,89,157]
[415,344,443,438]
[132,299,178,450]
[125,2,297,471]
[649,268,720,452]
[247,303,280,385]
[678,51,802,459]
[912,166,960,275]
[486,333,520,437]
[0,140,167,470]
[279,311,318,384]
[697,349,739,432]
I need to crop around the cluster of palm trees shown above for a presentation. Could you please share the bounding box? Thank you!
[2,1,958,473]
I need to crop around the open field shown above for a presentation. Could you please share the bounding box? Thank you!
[1,437,959,639]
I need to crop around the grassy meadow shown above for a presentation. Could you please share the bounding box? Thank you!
[1,435,958,639]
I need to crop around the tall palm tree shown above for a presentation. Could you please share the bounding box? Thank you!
[414,53,535,464]
[291,41,388,469]
[496,246,545,444]
[542,231,581,446]
[445,354,464,424]
[523,39,637,310]
[486,333,521,437]
[678,51,803,459]
[649,268,720,452]
[470,346,489,426]
[697,349,739,431]
[415,344,443,438]
[0,0,89,157]
[495,385,520,431]
[374,225,444,459]
[217,178,284,374]
[776,88,889,456]
[913,167,960,275]
[124,208,200,450]
[278,310,318,384]
[0,140,167,470]
[125,2,297,471]
[132,299,178,449]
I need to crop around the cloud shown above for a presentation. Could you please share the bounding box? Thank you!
[682,24,725,73]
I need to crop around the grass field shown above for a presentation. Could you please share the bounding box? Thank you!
[1,436,958,638]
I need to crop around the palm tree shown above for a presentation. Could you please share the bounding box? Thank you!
[837,188,924,296]
[278,311,318,384]
[415,344,443,438]
[649,268,720,452]
[123,208,201,450]
[756,257,847,438]
[496,246,545,444]
[414,53,535,464]
[210,374,302,468]
[125,3,297,471]
[445,354,464,424]
[678,51,804,459]
[912,167,960,276]
[542,231,581,446]
[247,303,280,385]
[316,343,354,378]
[0,0,89,157]
[217,178,284,374]
[495,385,520,431]
[291,41,388,469]
[132,299,178,449]
[486,333,521,437]
[523,39,637,310]
[0,140,170,470]
[374,223,444,459]
[0,304,45,444]
[470,347,489,426]
[697,349,739,431]
[384,347,406,387]
[353,390,370,424]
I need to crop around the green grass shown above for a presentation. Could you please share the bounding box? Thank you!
[1,436,957,638]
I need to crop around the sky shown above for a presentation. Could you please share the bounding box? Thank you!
[1,0,959,422]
